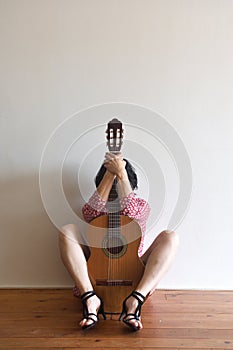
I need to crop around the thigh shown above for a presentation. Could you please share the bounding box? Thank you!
[61,223,90,259]
[140,235,160,265]
[140,230,174,265]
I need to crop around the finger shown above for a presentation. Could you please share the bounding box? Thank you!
[105,153,114,160]
[105,152,116,160]
[115,152,123,159]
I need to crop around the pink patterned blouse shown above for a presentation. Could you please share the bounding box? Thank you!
[73,190,150,298]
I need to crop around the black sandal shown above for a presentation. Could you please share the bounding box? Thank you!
[119,290,146,331]
[81,290,106,330]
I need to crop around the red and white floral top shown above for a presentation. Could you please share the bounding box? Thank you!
[82,190,151,257]
[73,190,150,298]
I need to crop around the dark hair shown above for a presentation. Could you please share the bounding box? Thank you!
[95,158,138,190]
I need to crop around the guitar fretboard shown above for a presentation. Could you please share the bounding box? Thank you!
[107,179,121,235]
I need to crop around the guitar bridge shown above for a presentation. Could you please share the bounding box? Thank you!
[96,279,133,286]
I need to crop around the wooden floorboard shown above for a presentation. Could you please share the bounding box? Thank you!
[0,289,232,349]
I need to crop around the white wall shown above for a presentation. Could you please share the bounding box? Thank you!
[0,0,232,289]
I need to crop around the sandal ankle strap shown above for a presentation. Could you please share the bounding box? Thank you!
[131,290,146,304]
[81,290,95,301]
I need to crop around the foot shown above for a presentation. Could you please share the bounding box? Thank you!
[123,295,143,330]
[79,293,101,328]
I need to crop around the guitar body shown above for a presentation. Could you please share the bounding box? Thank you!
[86,215,145,313]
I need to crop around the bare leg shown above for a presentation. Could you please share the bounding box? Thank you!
[123,230,179,329]
[59,224,101,328]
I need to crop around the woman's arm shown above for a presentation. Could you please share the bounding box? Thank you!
[104,152,132,199]
[96,170,115,201]
[116,168,132,199]
[82,169,115,222]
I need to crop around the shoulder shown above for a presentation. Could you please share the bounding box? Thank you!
[134,196,151,216]
[134,195,149,207]
[130,194,151,213]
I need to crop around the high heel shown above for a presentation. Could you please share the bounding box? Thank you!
[119,290,146,331]
[81,290,106,330]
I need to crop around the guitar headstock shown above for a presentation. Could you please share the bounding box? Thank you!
[106,118,124,153]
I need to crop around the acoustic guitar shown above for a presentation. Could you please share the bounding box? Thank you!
[86,118,145,314]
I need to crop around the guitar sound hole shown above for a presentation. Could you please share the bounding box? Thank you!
[107,237,123,254]
[102,236,127,258]
[107,246,123,255]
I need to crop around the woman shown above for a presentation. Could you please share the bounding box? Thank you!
[59,152,179,331]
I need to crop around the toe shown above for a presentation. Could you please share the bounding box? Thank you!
[80,317,95,328]
[79,318,87,327]
[128,318,143,330]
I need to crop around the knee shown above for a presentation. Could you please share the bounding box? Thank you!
[58,230,68,245]
[60,224,77,235]
[160,229,180,248]
[59,231,66,243]
[59,224,79,242]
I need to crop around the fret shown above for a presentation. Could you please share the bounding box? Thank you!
[107,228,121,237]
[107,179,121,237]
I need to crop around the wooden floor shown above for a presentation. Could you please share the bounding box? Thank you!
[0,289,232,349]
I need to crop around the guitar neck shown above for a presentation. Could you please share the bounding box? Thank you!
[107,179,121,233]
[105,118,124,234]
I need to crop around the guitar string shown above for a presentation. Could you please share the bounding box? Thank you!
[108,178,121,285]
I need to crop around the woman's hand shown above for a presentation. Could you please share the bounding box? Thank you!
[104,152,132,198]
[104,152,127,179]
